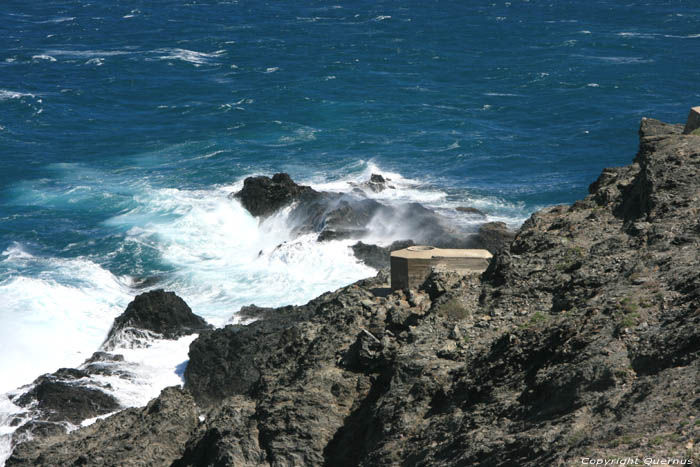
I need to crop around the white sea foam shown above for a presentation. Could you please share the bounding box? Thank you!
[37,16,75,24]
[663,33,700,39]
[0,90,35,101]
[40,50,130,61]
[584,55,653,64]
[154,48,223,65]
[107,185,374,325]
[90,334,196,409]
[278,127,317,143]
[304,161,448,205]
[0,395,23,465]
[0,246,132,394]
[31,55,56,62]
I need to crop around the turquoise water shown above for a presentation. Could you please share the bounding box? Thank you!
[1,0,699,393]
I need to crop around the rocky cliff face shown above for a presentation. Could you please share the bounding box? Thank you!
[8,119,699,466]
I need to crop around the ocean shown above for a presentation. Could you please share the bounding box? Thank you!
[1,0,699,461]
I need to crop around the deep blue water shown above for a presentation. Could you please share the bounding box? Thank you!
[3,0,700,260]
[1,0,699,395]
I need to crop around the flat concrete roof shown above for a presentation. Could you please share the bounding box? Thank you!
[390,246,493,260]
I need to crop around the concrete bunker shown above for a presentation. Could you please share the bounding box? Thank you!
[390,245,492,290]
[684,106,700,134]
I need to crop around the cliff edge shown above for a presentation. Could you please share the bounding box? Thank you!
[7,118,699,466]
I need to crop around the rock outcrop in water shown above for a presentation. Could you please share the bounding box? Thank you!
[7,290,210,451]
[233,173,318,218]
[104,289,212,349]
[8,118,700,466]
[232,172,511,257]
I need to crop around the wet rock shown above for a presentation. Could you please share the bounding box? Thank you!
[8,387,197,467]
[15,378,119,425]
[455,206,486,217]
[317,228,369,242]
[104,290,211,348]
[82,352,128,377]
[233,172,477,249]
[232,172,318,218]
[352,173,395,193]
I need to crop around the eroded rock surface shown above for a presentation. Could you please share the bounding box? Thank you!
[104,289,212,348]
[232,172,318,218]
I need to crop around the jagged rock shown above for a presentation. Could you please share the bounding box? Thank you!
[81,352,128,377]
[317,228,369,242]
[104,290,211,348]
[232,173,318,217]
[184,304,303,406]
[15,377,119,425]
[352,173,394,193]
[233,172,477,248]
[7,387,198,467]
[476,221,516,253]
[350,239,415,269]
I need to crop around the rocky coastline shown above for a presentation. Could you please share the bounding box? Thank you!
[6,118,700,465]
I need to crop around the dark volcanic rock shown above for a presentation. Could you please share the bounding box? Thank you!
[237,304,295,321]
[232,172,477,248]
[8,387,198,467]
[233,172,318,218]
[15,380,119,425]
[351,239,415,270]
[352,173,395,193]
[81,351,128,377]
[475,221,517,253]
[104,289,211,348]
[184,304,305,406]
[317,228,369,242]
[10,118,700,466]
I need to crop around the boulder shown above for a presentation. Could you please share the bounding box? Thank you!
[15,377,119,425]
[232,173,318,217]
[364,173,395,192]
[104,290,211,348]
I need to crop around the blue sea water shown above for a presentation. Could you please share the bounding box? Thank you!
[1,0,699,453]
